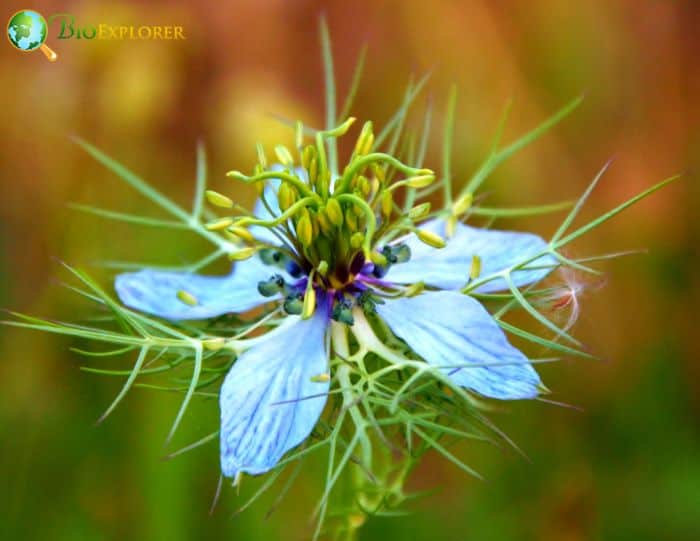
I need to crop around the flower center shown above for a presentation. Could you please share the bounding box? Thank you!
[210,117,446,322]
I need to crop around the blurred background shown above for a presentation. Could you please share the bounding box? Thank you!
[1,1,698,539]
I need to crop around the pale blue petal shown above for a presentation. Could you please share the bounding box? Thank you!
[220,301,329,477]
[385,219,557,292]
[251,165,308,245]
[376,291,542,399]
[115,256,276,320]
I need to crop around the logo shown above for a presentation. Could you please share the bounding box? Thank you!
[7,8,186,62]
[7,9,57,61]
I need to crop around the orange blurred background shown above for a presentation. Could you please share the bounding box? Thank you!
[1,1,698,539]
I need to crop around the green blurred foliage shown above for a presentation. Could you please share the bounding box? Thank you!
[1,1,698,539]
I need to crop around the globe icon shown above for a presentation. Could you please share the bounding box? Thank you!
[7,9,57,61]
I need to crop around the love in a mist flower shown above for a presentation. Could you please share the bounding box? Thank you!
[4,20,677,540]
[114,120,556,480]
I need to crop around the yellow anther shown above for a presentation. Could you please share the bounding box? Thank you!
[315,170,331,197]
[310,373,331,383]
[354,121,374,156]
[255,143,267,169]
[254,180,264,196]
[302,286,316,319]
[228,247,258,261]
[416,229,446,249]
[310,211,320,238]
[403,174,435,188]
[359,176,371,197]
[308,155,318,185]
[350,232,364,249]
[453,192,473,216]
[349,514,366,529]
[277,183,296,212]
[408,202,431,220]
[325,116,356,137]
[225,170,246,180]
[469,254,482,280]
[301,145,316,170]
[205,217,234,231]
[295,120,304,149]
[370,251,387,266]
[274,145,294,167]
[176,290,198,306]
[317,260,329,276]
[445,215,457,238]
[403,281,425,297]
[202,338,227,351]
[325,198,344,226]
[316,211,333,235]
[371,163,385,184]
[345,208,358,231]
[296,213,314,247]
[381,191,393,219]
[205,190,234,209]
[227,226,255,243]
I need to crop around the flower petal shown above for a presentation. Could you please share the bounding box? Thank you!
[385,219,557,292]
[115,256,276,320]
[375,291,542,399]
[220,301,330,477]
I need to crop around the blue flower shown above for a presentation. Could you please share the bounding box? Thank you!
[115,167,556,480]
